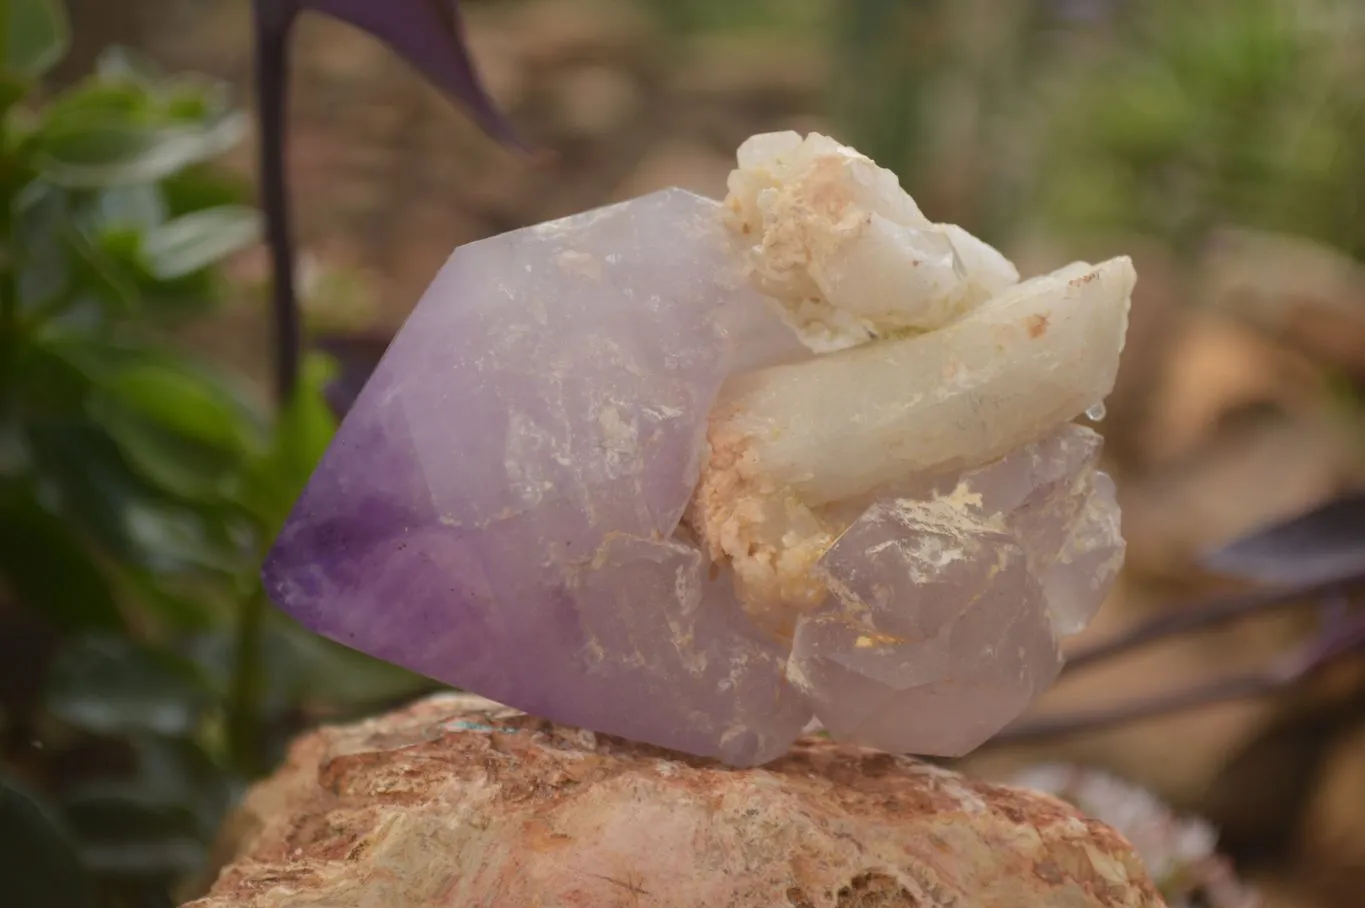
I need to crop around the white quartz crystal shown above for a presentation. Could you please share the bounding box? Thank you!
[724,131,1020,350]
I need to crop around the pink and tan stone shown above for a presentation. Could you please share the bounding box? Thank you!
[185,694,1166,908]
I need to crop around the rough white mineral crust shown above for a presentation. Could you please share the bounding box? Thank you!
[725,131,1020,350]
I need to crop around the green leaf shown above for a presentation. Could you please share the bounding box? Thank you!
[39,80,148,123]
[89,403,240,501]
[0,777,100,908]
[160,75,235,125]
[123,497,250,576]
[62,223,140,316]
[281,622,436,708]
[0,485,124,632]
[12,180,72,314]
[14,181,143,321]
[0,420,30,474]
[160,162,253,216]
[95,184,168,233]
[64,803,207,879]
[239,354,338,532]
[97,354,266,454]
[37,336,266,447]
[32,112,246,188]
[127,735,240,833]
[142,205,261,280]
[3,333,93,417]
[192,616,434,719]
[77,836,205,880]
[276,354,339,483]
[25,422,244,575]
[43,52,236,131]
[47,636,212,737]
[93,45,166,86]
[0,72,27,116]
[2,0,70,79]
[116,566,220,631]
[60,736,239,874]
[26,423,159,560]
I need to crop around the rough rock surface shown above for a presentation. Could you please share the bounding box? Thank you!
[186,694,1166,908]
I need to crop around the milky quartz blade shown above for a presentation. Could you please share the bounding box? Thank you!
[262,189,811,764]
[714,258,1134,508]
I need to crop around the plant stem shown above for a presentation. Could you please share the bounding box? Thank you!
[992,670,1280,744]
[255,0,301,406]
[1063,574,1365,672]
[992,593,1365,745]
[0,183,17,401]
[226,0,303,776]
[0,236,14,343]
[226,583,267,775]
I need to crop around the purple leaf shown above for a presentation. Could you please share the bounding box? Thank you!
[305,0,524,149]
[251,0,523,403]
[252,0,520,148]
[1203,491,1365,587]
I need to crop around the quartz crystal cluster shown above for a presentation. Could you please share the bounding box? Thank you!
[264,132,1133,767]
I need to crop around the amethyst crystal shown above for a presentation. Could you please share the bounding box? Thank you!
[265,133,1132,765]
[789,426,1122,755]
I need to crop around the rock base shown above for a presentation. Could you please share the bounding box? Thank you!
[186,694,1165,908]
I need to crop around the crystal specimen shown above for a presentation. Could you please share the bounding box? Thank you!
[264,131,1133,766]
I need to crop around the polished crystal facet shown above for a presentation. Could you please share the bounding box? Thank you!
[265,132,1132,765]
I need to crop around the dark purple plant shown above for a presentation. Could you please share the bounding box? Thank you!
[1001,493,1365,743]
[250,0,522,404]
[1204,491,1365,588]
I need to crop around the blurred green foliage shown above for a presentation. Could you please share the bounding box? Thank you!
[0,2,430,905]
[832,0,1365,261]
[639,0,827,36]
[831,0,1061,237]
[1034,0,1365,257]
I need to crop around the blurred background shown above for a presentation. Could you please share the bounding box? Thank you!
[4,1,1365,906]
